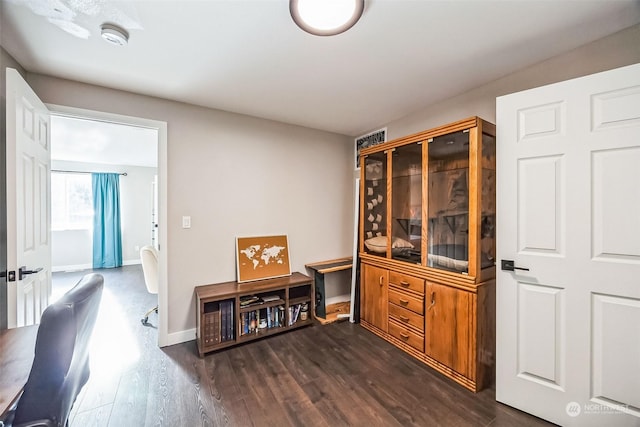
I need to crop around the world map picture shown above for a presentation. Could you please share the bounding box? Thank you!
[236,235,291,282]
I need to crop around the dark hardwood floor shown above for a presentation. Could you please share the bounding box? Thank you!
[53,266,553,427]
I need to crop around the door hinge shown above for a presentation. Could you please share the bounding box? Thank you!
[7,271,16,282]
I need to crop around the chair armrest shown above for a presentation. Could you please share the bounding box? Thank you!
[12,419,55,427]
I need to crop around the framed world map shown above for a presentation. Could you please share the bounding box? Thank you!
[236,235,291,283]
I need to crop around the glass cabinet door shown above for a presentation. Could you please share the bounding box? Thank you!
[427,130,470,273]
[391,143,422,263]
[481,132,496,271]
[362,152,388,257]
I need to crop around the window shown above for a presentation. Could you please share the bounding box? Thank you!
[51,172,93,230]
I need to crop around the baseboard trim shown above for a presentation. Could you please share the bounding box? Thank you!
[52,259,141,272]
[164,328,196,347]
[52,263,92,273]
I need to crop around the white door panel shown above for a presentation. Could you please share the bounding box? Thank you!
[592,147,640,262]
[6,68,51,328]
[497,63,640,425]
[592,294,640,409]
[517,155,565,255]
[517,282,565,388]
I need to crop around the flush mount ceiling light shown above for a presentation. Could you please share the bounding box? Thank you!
[101,23,129,46]
[290,0,364,36]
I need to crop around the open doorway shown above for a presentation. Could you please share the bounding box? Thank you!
[49,115,158,276]
[46,105,168,346]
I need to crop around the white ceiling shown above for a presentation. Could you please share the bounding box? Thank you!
[2,0,640,137]
[51,115,158,167]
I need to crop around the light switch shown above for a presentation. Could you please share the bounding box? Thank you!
[182,216,191,229]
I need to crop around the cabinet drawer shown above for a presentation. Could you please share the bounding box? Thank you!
[389,319,424,352]
[389,288,424,315]
[389,303,424,332]
[389,271,424,295]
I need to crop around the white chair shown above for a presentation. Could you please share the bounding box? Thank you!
[140,245,159,326]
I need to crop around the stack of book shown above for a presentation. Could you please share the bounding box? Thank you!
[240,295,261,307]
[202,299,235,345]
[240,305,285,335]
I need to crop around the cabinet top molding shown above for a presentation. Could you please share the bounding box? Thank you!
[360,117,495,157]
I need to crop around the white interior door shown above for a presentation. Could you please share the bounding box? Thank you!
[496,63,640,426]
[6,68,52,328]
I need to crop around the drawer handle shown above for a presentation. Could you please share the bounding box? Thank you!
[400,332,410,340]
[399,315,410,322]
[400,281,410,287]
[399,298,409,305]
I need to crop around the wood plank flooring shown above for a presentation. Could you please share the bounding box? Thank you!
[52,266,554,427]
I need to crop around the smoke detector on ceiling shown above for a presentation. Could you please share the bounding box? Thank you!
[101,23,129,46]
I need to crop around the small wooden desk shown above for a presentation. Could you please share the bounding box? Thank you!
[305,257,353,324]
[0,325,38,418]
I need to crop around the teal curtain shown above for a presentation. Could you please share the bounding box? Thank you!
[92,173,123,269]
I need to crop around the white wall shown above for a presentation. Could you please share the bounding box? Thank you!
[25,76,354,337]
[51,229,92,271]
[51,160,158,271]
[379,24,640,141]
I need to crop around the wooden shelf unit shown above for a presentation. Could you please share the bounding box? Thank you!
[194,272,313,357]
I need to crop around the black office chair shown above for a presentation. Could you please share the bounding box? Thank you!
[2,273,104,427]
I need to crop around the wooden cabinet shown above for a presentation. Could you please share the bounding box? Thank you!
[358,117,496,392]
[425,282,472,379]
[194,272,313,357]
[360,264,388,332]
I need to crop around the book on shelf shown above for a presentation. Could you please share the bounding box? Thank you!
[293,304,301,324]
[228,301,232,341]
[218,300,234,342]
[278,306,285,327]
[288,303,303,326]
[221,302,227,341]
[203,309,220,345]
[227,301,231,341]
[241,312,246,335]
[227,301,236,341]
[240,311,246,336]
[251,311,256,333]
[213,310,220,344]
